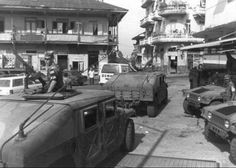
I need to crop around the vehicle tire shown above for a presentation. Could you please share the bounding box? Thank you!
[210,101,222,106]
[121,119,135,152]
[230,138,236,163]
[204,122,222,143]
[162,90,168,104]
[183,99,194,115]
[147,104,158,117]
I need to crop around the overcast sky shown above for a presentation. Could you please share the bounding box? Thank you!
[104,0,145,57]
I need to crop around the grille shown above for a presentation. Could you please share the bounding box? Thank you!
[189,93,198,100]
[211,114,225,126]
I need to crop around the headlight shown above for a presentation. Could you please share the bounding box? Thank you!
[198,97,201,101]
[186,93,190,99]
[208,112,212,119]
[225,120,230,129]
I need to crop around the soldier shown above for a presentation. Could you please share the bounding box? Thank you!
[45,51,64,93]
[225,75,236,101]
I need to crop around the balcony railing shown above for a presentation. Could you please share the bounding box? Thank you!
[152,33,204,44]
[140,14,154,28]
[141,0,155,8]
[0,31,118,45]
[79,35,109,44]
[152,10,162,21]
[14,31,45,43]
[159,4,187,16]
[46,34,78,43]
[140,37,152,46]
[0,33,12,42]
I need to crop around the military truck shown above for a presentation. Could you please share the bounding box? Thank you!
[0,89,135,167]
[104,71,168,117]
[202,102,236,163]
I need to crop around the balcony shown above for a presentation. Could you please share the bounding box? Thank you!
[141,0,155,8]
[14,31,45,43]
[79,35,109,45]
[46,34,78,44]
[152,33,204,44]
[152,10,162,21]
[140,14,154,28]
[140,37,152,46]
[158,4,187,17]
[0,33,12,43]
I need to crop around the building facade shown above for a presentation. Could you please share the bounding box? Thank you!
[0,0,127,76]
[135,0,205,74]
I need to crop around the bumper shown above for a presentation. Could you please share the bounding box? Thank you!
[208,123,228,139]
[187,100,201,109]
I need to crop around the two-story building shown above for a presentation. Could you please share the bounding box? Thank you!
[134,0,205,74]
[0,0,127,76]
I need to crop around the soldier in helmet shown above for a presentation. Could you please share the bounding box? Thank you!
[45,51,63,93]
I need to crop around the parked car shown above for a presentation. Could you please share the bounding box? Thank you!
[202,101,236,163]
[63,70,87,86]
[99,63,129,85]
[0,89,135,167]
[0,75,41,95]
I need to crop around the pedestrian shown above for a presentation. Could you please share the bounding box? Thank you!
[88,66,95,85]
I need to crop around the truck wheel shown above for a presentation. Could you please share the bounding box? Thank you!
[183,99,194,115]
[147,103,159,117]
[204,122,222,143]
[121,119,135,152]
[230,138,236,163]
[163,90,168,104]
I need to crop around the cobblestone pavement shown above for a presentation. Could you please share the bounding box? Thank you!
[78,76,235,167]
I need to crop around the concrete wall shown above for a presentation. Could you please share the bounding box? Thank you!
[205,0,236,28]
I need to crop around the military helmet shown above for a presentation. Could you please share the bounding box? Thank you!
[45,51,54,60]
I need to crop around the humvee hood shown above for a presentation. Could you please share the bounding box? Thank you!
[192,85,225,95]
[0,100,64,149]
[204,101,236,116]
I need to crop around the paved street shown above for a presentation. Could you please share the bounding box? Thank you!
[80,76,236,167]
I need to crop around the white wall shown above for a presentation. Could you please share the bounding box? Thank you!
[205,0,236,28]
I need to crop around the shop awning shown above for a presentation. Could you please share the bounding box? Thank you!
[180,37,236,51]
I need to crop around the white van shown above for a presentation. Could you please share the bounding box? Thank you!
[99,63,129,84]
[0,75,41,95]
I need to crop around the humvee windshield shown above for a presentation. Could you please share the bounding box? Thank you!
[0,80,10,87]
[102,64,119,74]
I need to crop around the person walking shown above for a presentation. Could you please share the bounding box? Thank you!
[88,66,95,85]
[225,75,236,101]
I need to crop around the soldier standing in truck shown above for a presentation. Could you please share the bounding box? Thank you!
[45,51,63,92]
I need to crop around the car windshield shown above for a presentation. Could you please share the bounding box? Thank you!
[0,79,10,87]
[102,64,119,74]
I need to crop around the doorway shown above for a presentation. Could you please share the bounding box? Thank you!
[169,56,177,74]
[88,51,99,69]
[57,55,68,70]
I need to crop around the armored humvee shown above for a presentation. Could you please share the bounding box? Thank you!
[183,84,226,117]
[0,89,135,167]
[202,102,236,163]
[104,72,168,117]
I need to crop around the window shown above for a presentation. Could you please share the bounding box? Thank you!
[84,107,98,129]
[101,64,119,73]
[121,65,129,73]
[0,80,10,87]
[52,19,68,34]
[26,18,45,33]
[105,101,116,118]
[0,18,4,33]
[13,78,23,87]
